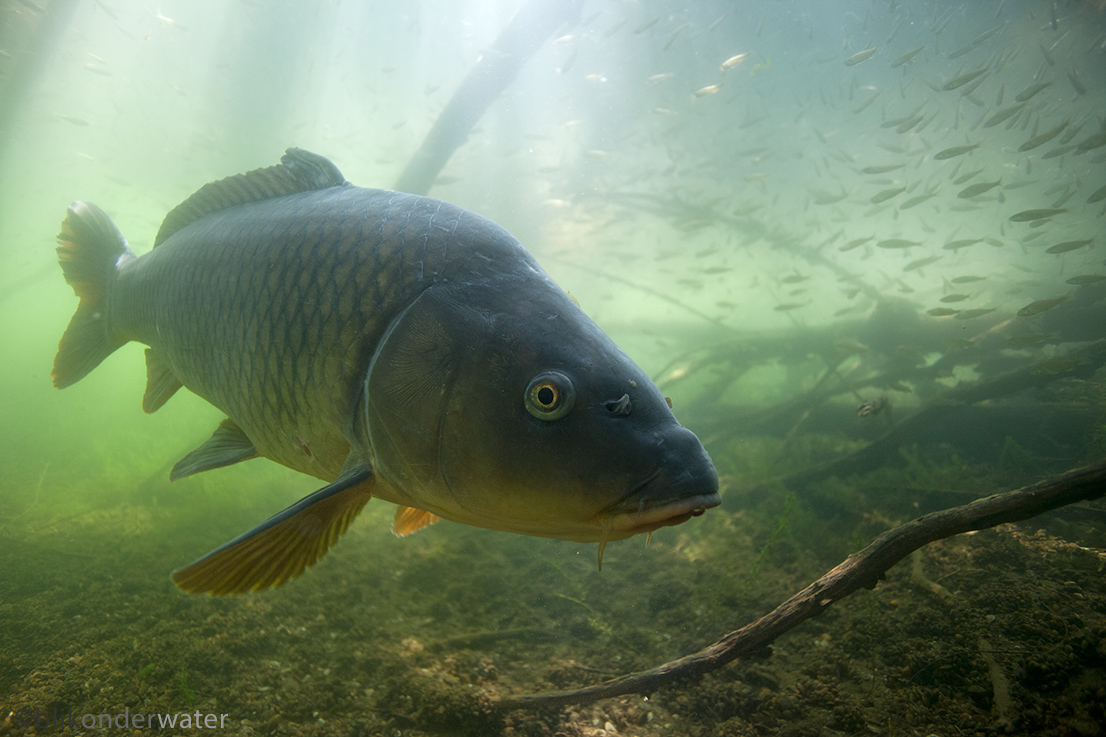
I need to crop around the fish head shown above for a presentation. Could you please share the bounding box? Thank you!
[363,278,720,543]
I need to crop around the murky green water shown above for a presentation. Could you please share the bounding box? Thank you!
[2,1,1105,735]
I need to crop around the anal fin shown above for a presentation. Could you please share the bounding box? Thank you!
[171,467,374,595]
[142,348,183,413]
[170,419,258,481]
[392,506,441,537]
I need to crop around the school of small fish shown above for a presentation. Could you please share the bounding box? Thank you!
[15,0,1106,392]
[507,1,1106,340]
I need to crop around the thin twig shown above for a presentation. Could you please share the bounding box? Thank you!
[4,463,48,522]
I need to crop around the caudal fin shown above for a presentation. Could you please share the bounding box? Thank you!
[53,201,134,388]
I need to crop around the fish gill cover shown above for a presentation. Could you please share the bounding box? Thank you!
[1,1,1105,735]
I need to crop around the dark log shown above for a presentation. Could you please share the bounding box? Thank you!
[494,460,1106,710]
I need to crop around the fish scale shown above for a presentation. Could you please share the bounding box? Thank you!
[117,189,492,479]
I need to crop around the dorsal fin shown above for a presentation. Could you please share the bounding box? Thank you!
[153,148,347,247]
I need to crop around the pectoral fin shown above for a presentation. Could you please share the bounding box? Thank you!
[392,506,441,537]
[170,419,258,481]
[171,467,373,595]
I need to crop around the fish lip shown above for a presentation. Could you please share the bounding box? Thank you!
[605,490,723,536]
[602,467,721,536]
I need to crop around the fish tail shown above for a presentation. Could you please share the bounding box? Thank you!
[52,201,133,388]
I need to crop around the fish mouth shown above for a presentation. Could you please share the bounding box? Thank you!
[602,469,722,537]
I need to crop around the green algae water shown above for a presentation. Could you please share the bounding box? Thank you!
[2,1,1106,735]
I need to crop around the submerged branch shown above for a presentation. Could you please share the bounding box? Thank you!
[393,0,579,195]
[771,338,1106,490]
[545,255,742,336]
[494,460,1106,710]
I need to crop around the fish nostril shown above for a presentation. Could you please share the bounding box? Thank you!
[605,393,632,416]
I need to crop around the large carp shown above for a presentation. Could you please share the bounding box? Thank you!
[53,149,719,595]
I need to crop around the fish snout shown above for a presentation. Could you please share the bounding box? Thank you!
[607,426,720,535]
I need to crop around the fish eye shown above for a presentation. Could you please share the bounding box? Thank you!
[524,371,576,421]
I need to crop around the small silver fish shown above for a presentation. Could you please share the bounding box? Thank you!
[692,83,723,98]
[1017,295,1069,317]
[1041,145,1075,160]
[957,179,1002,198]
[1014,81,1052,102]
[870,187,907,203]
[1066,275,1106,286]
[844,47,878,66]
[904,255,941,272]
[1075,131,1106,154]
[899,192,938,210]
[1019,121,1069,152]
[957,308,996,319]
[1068,67,1086,96]
[934,143,980,160]
[943,238,984,250]
[861,164,905,175]
[1087,184,1106,204]
[720,53,749,71]
[1009,208,1067,222]
[890,46,925,68]
[1045,239,1092,254]
[839,236,873,252]
[1006,333,1050,348]
[942,68,988,91]
[983,103,1026,129]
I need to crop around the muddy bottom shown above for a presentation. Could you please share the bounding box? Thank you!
[2,457,1104,737]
